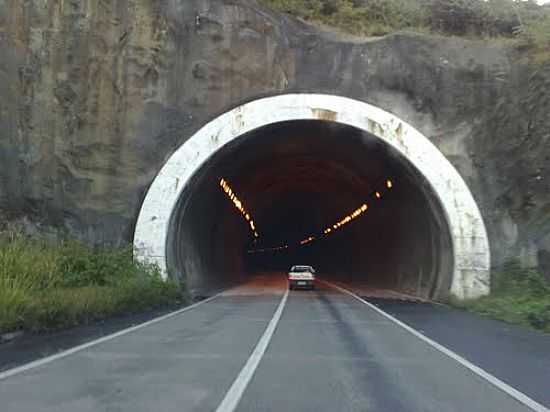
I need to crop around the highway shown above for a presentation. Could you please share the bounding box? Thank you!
[0,275,544,412]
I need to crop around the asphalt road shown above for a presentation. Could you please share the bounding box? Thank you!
[0,275,544,412]
[367,297,550,407]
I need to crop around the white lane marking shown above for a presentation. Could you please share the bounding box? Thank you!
[216,288,289,412]
[0,293,222,382]
[322,280,549,412]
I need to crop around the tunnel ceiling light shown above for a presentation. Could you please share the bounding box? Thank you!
[248,177,394,254]
[220,178,260,239]
[248,244,288,254]
[300,236,315,246]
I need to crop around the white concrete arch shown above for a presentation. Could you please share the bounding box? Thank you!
[133,94,490,299]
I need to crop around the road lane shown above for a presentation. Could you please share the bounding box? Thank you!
[237,282,535,412]
[216,289,288,412]
[364,296,550,407]
[0,277,285,412]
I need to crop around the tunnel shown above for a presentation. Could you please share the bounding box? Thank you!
[134,94,490,301]
[168,120,454,300]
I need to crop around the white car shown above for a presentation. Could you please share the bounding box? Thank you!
[288,265,316,290]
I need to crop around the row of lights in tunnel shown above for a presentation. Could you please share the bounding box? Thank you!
[219,178,259,238]
[321,180,391,237]
[216,178,393,254]
[252,178,393,253]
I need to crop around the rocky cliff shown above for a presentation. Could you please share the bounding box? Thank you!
[0,0,549,276]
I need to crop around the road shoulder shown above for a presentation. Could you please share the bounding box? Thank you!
[367,297,550,408]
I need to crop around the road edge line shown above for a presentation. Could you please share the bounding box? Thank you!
[215,289,289,412]
[321,280,549,412]
[0,292,223,382]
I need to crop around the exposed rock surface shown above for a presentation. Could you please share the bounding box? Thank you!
[0,0,549,276]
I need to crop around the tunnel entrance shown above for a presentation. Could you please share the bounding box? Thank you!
[134,94,490,300]
[170,120,452,300]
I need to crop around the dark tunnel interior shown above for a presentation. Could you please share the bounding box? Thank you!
[168,120,454,300]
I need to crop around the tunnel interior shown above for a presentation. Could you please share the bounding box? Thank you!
[168,120,453,300]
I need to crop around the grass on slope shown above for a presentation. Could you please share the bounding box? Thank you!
[261,0,550,58]
[454,260,550,333]
[0,232,186,335]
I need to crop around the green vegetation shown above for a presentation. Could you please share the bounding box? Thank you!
[261,0,550,53]
[0,232,186,335]
[454,260,550,333]
[262,0,426,35]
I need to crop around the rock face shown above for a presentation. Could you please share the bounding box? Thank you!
[0,0,549,276]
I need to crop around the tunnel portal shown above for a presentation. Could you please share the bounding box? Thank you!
[134,94,490,301]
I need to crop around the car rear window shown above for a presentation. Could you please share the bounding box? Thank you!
[290,266,313,272]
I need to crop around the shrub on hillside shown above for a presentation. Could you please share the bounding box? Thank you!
[457,259,550,332]
[428,0,485,35]
[0,232,186,334]
[261,0,550,53]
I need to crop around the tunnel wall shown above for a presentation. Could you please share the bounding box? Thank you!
[134,94,489,300]
[330,178,453,299]
[168,155,252,295]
